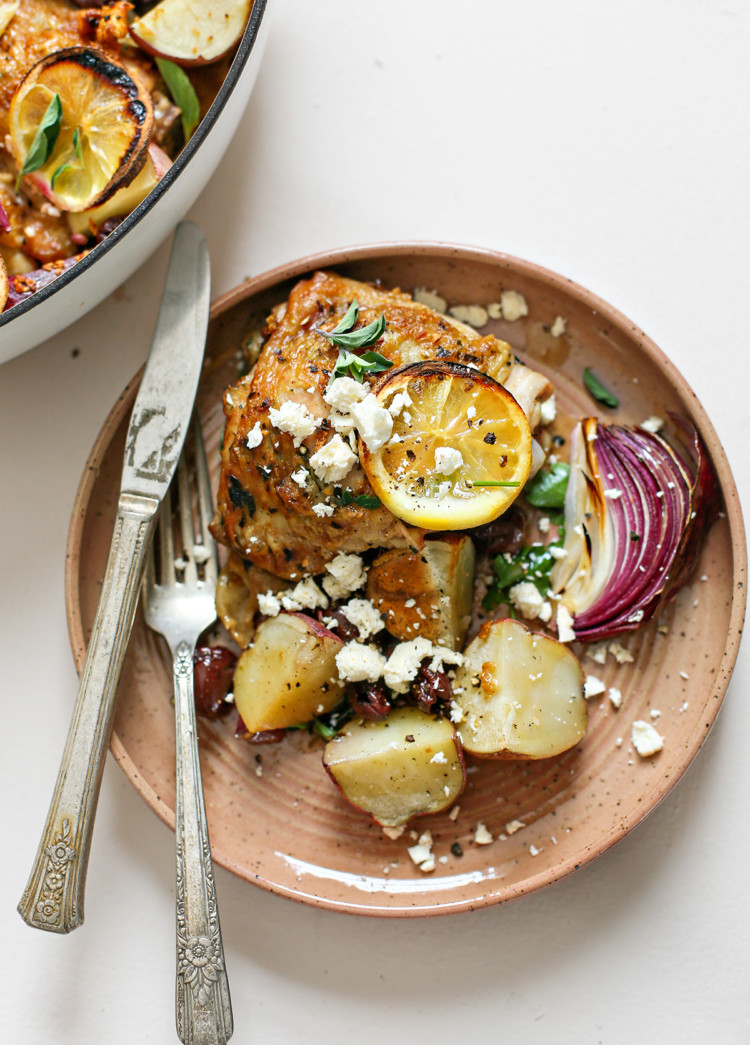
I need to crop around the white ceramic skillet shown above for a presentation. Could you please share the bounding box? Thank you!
[0,0,271,364]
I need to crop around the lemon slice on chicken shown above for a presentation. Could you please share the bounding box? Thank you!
[9,48,153,212]
[360,360,532,530]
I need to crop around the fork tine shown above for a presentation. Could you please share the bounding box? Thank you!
[193,415,219,585]
[176,450,197,585]
[158,492,176,587]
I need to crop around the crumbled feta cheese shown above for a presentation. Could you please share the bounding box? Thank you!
[383,637,434,693]
[335,642,387,683]
[449,700,464,724]
[608,687,623,709]
[413,287,447,313]
[679,670,689,680]
[584,675,607,699]
[312,503,335,518]
[539,394,557,426]
[550,315,567,338]
[428,646,464,673]
[586,642,608,664]
[467,405,477,420]
[309,435,357,483]
[430,751,448,764]
[348,393,393,451]
[434,446,464,474]
[604,488,623,500]
[449,304,488,328]
[245,421,263,449]
[435,481,451,501]
[631,720,664,757]
[341,597,384,641]
[257,591,281,617]
[509,581,546,620]
[323,376,369,413]
[448,804,460,821]
[322,553,367,599]
[328,410,357,437]
[407,831,435,872]
[505,819,525,835]
[474,822,494,845]
[529,844,541,857]
[640,416,664,434]
[382,825,405,840]
[537,516,551,534]
[500,289,529,321]
[387,390,413,418]
[609,641,634,664]
[280,577,328,612]
[548,545,568,560]
[556,605,576,642]
[650,709,662,720]
[290,468,308,488]
[268,401,320,447]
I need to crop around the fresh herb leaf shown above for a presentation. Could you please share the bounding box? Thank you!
[583,367,619,409]
[471,480,521,488]
[332,299,359,334]
[156,57,200,141]
[333,489,381,509]
[50,126,84,189]
[483,540,564,611]
[329,345,393,384]
[317,312,386,350]
[16,93,63,189]
[524,462,570,508]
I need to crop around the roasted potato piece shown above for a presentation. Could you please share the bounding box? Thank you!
[323,707,465,828]
[453,618,587,758]
[215,552,290,648]
[365,535,475,649]
[233,613,344,733]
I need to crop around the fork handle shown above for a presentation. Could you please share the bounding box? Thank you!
[173,640,233,1045]
[18,496,157,933]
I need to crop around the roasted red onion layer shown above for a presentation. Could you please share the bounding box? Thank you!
[551,417,720,641]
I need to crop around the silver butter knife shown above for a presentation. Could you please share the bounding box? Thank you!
[18,221,211,934]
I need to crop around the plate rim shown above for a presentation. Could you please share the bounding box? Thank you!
[65,241,748,917]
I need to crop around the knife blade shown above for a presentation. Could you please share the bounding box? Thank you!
[18,221,211,933]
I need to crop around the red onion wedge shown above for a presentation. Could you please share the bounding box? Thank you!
[0,199,10,233]
[550,417,720,641]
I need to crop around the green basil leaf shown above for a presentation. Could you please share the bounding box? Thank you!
[332,299,359,334]
[156,57,200,141]
[583,367,619,409]
[483,539,564,610]
[17,93,63,188]
[354,494,381,509]
[317,312,386,350]
[524,462,569,508]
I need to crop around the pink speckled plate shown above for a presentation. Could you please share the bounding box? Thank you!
[65,244,746,917]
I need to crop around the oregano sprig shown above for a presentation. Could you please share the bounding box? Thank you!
[16,93,63,191]
[317,299,392,383]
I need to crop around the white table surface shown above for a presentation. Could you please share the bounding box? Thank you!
[2,2,748,1042]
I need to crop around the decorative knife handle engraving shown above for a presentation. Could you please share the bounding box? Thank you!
[173,641,233,1045]
[18,499,158,933]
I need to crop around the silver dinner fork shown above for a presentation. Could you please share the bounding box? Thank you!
[142,418,233,1045]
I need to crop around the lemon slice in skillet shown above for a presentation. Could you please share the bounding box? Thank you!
[360,360,532,530]
[9,47,153,212]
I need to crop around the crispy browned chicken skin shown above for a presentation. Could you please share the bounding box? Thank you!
[211,271,516,579]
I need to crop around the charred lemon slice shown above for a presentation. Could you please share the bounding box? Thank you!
[360,360,532,530]
[9,48,153,212]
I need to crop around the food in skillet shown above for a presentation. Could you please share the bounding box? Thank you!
[205,272,719,835]
[0,0,251,309]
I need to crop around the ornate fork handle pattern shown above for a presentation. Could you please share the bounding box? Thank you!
[173,640,232,1045]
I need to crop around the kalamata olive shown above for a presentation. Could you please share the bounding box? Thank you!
[317,608,360,642]
[348,681,391,720]
[468,505,527,557]
[235,715,285,743]
[193,645,237,718]
[411,662,452,713]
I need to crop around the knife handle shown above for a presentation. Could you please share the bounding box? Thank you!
[17,494,158,933]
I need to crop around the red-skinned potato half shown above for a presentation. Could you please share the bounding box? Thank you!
[323,707,466,829]
[130,0,253,67]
